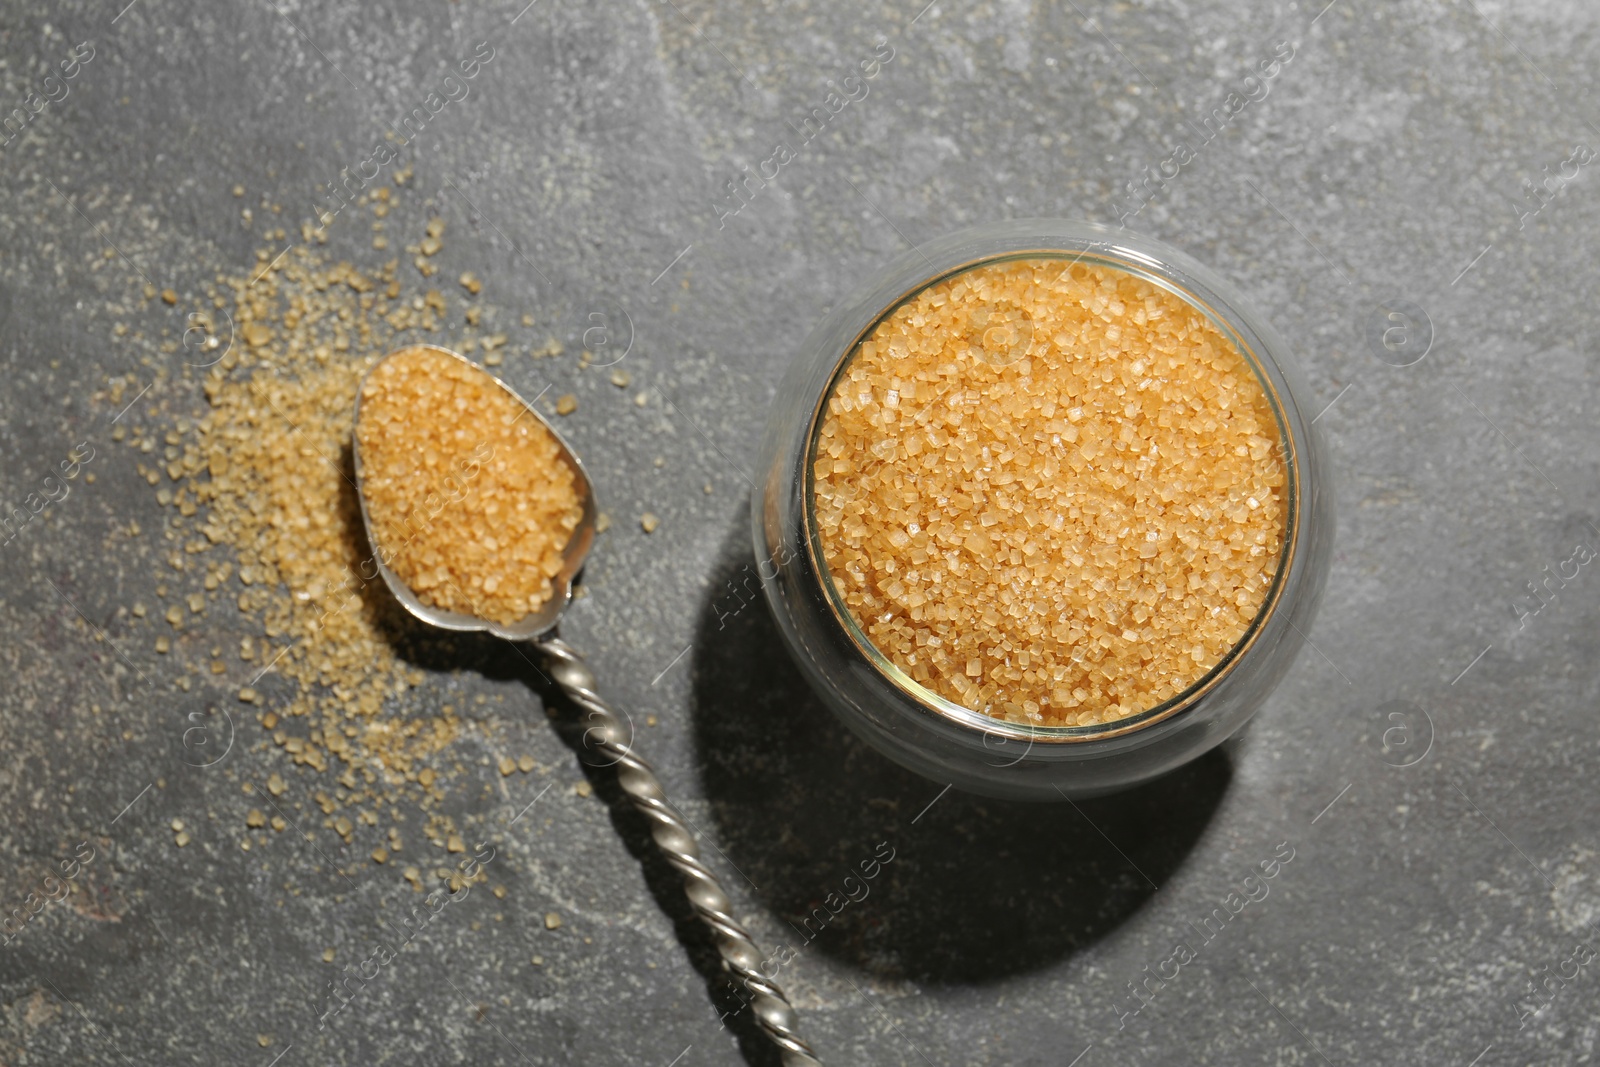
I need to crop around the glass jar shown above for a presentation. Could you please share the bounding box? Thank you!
[752,220,1333,800]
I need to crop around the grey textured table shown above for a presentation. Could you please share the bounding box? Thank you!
[3,0,1599,1064]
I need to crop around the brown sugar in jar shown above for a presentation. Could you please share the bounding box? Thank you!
[811,258,1289,728]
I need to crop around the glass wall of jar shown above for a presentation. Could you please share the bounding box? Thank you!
[753,220,1333,800]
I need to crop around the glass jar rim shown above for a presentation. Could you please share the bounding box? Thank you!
[800,232,1304,745]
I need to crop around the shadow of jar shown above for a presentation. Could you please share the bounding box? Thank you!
[689,515,1232,986]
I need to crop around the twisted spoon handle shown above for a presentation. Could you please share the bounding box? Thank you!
[536,636,823,1067]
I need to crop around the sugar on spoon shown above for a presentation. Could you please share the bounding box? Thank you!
[352,345,820,1066]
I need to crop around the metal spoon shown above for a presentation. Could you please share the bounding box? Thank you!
[353,345,820,1066]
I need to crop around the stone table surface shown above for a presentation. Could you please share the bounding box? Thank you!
[3,0,1600,1064]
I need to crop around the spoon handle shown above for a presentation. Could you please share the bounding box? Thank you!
[536,636,823,1067]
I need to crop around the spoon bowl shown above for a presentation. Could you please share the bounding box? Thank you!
[352,344,599,641]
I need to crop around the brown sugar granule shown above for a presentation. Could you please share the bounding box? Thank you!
[134,206,568,863]
[813,259,1287,727]
[186,246,465,788]
[356,347,582,626]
